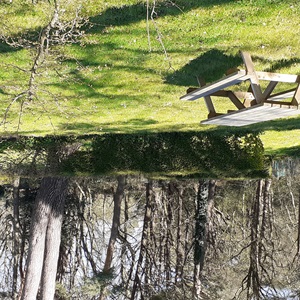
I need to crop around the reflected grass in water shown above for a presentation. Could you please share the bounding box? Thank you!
[0,131,266,178]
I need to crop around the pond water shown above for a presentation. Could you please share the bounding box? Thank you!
[261,286,299,299]
[0,133,299,300]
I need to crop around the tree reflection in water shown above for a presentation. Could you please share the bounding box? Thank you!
[0,133,299,299]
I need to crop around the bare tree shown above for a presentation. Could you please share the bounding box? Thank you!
[131,180,154,300]
[0,0,87,129]
[12,177,20,300]
[100,175,125,299]
[193,179,210,299]
[238,179,275,300]
[295,188,300,259]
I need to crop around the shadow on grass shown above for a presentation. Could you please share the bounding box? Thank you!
[50,43,157,99]
[0,0,234,54]
[255,56,300,73]
[166,49,300,89]
[268,145,300,157]
[165,49,243,87]
[247,115,300,157]
[245,115,300,132]
[0,41,20,54]
[87,0,235,33]
[60,119,159,133]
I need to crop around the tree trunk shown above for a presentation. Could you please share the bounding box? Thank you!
[13,177,20,300]
[175,186,183,283]
[99,175,125,300]
[297,189,300,257]
[206,180,216,249]
[164,183,174,288]
[193,179,209,299]
[131,180,153,300]
[103,175,125,272]
[40,180,68,299]
[20,177,68,300]
[246,179,263,300]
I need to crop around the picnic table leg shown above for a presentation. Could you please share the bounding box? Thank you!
[198,78,218,118]
[227,91,246,110]
[240,51,264,104]
[262,81,278,99]
[291,83,300,106]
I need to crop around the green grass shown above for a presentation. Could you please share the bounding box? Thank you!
[0,0,300,156]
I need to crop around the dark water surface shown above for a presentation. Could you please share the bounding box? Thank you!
[0,132,299,299]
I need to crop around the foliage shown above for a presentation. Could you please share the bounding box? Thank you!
[55,282,70,300]
[0,131,266,178]
[76,131,266,177]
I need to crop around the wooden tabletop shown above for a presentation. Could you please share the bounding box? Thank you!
[201,103,300,127]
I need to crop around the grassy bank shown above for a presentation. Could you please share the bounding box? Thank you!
[0,0,299,156]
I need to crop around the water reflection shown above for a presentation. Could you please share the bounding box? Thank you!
[0,133,299,299]
[0,172,300,299]
[0,131,266,178]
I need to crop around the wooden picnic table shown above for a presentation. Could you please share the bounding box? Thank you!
[180,52,300,126]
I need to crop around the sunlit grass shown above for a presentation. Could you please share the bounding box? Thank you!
[261,129,300,156]
[0,0,299,156]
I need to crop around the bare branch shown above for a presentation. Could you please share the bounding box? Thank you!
[1,0,87,129]
[1,91,27,127]
[146,0,173,70]
[0,63,28,73]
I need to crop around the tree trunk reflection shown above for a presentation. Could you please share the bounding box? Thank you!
[0,174,299,299]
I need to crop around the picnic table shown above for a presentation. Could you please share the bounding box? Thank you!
[180,52,300,126]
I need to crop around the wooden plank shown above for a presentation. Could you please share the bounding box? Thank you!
[292,83,300,106]
[227,91,246,110]
[241,52,256,73]
[256,71,300,83]
[210,90,231,97]
[180,70,250,101]
[210,90,254,101]
[264,100,297,107]
[262,81,278,99]
[234,91,255,100]
[201,104,300,127]
[267,89,296,101]
[240,51,264,103]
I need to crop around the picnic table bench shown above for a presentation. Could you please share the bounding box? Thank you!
[180,51,300,126]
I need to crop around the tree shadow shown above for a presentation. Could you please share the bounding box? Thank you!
[254,56,300,73]
[271,145,300,157]
[59,118,159,134]
[166,50,300,88]
[0,87,7,94]
[165,49,243,87]
[244,115,300,132]
[0,41,20,53]
[87,0,235,33]
[45,41,162,99]
[0,0,234,54]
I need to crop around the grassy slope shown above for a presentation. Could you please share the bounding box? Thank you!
[0,0,300,156]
